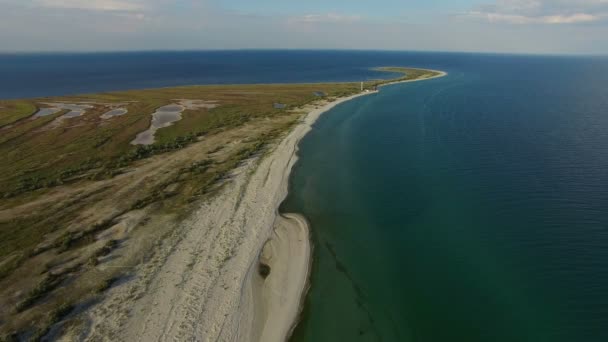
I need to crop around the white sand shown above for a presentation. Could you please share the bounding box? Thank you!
[79,71,446,342]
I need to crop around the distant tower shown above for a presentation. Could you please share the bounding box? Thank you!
[361,82,364,91]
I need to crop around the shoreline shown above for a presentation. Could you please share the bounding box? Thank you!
[76,68,447,342]
[243,69,448,341]
[235,90,383,342]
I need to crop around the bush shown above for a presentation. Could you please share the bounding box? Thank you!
[14,274,61,312]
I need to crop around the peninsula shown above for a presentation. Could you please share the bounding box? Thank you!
[0,68,445,341]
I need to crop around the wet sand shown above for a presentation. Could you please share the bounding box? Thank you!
[100,108,128,119]
[34,103,93,118]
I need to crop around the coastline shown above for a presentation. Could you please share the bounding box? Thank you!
[378,68,447,88]
[77,69,447,342]
[240,69,448,341]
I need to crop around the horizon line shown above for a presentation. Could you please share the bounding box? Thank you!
[0,48,606,58]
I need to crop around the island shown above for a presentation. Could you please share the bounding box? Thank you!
[0,68,446,341]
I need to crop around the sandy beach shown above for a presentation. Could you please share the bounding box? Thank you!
[77,71,446,342]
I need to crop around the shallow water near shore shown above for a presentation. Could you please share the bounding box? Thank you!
[284,56,608,341]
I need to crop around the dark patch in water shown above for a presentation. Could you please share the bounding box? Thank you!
[324,242,382,341]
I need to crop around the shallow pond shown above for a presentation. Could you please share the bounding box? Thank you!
[100,108,128,119]
[34,103,92,119]
[131,104,185,145]
[33,107,61,117]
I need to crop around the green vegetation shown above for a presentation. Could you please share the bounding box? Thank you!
[0,83,359,199]
[14,274,62,313]
[94,276,119,293]
[0,68,441,200]
[0,101,37,127]
[27,302,74,342]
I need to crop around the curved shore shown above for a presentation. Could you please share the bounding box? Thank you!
[236,91,384,342]
[240,69,448,341]
[78,68,447,342]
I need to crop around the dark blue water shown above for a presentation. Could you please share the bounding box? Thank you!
[279,54,608,341]
[0,50,412,99]
[0,50,569,100]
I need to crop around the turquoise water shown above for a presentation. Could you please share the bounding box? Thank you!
[284,58,608,341]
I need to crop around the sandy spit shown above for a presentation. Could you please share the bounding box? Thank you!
[77,71,446,342]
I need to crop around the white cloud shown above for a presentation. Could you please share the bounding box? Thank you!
[467,11,599,24]
[0,0,607,53]
[288,13,362,24]
[466,0,608,24]
[34,0,144,11]
[541,13,599,23]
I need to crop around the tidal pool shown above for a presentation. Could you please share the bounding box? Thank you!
[100,108,128,119]
[34,103,92,119]
[61,104,93,118]
[33,107,61,117]
[131,104,185,145]
[131,99,220,145]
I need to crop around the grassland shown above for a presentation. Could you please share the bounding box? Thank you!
[0,67,441,340]
[0,101,37,127]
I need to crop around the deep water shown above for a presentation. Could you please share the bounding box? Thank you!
[0,50,414,99]
[282,54,608,341]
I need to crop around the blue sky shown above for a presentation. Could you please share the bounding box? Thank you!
[0,0,607,54]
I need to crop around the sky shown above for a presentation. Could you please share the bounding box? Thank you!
[0,0,607,54]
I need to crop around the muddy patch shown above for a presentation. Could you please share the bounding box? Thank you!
[31,103,94,131]
[100,108,128,119]
[38,103,94,119]
[178,99,219,110]
[33,107,62,118]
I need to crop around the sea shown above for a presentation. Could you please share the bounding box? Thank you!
[2,50,608,341]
